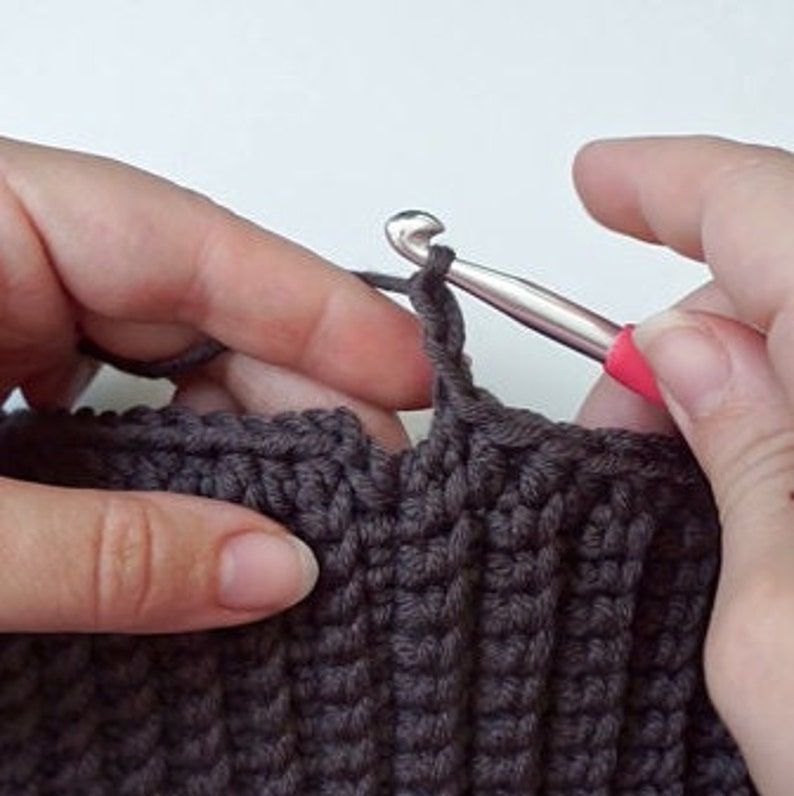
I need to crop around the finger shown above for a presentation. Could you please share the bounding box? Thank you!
[184,352,410,451]
[0,478,318,633]
[573,136,794,329]
[21,355,100,409]
[573,135,791,261]
[172,375,243,414]
[575,376,674,434]
[632,309,794,794]
[576,280,736,432]
[0,137,431,409]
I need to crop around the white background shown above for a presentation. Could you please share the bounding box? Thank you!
[2,1,794,427]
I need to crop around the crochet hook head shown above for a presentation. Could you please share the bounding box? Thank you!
[384,210,444,266]
[384,209,662,405]
[385,209,621,360]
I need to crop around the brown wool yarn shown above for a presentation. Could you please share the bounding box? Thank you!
[0,247,754,794]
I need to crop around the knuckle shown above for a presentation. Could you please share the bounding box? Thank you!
[89,495,158,629]
[701,149,789,242]
[711,426,794,527]
[705,142,790,198]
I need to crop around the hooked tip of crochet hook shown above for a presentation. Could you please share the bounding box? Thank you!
[383,209,663,406]
[385,210,446,266]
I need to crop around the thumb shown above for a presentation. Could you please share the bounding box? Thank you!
[632,309,794,584]
[0,479,318,633]
[633,309,794,793]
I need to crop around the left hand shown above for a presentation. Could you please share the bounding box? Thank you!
[0,137,429,446]
[0,136,432,634]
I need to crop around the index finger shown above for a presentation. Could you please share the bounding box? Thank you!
[573,135,794,331]
[573,135,794,403]
[0,137,431,409]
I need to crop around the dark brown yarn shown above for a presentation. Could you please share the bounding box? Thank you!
[77,336,227,379]
[0,247,755,794]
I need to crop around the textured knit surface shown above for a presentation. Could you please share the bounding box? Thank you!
[0,248,754,795]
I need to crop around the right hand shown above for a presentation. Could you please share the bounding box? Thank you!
[575,135,794,795]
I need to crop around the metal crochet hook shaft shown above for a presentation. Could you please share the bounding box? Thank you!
[384,209,662,405]
[384,210,621,362]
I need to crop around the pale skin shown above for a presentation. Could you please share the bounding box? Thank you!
[1,134,792,793]
[0,136,431,634]
[575,136,794,796]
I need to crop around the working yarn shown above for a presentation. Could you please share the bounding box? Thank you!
[0,248,754,795]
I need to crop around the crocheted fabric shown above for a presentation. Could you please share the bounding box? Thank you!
[0,249,754,795]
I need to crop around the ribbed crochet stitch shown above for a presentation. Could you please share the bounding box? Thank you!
[0,247,754,794]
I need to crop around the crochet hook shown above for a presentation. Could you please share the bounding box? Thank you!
[384,210,662,405]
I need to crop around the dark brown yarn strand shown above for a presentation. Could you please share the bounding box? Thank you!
[0,246,755,794]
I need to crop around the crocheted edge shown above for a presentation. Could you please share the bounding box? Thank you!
[34,244,703,487]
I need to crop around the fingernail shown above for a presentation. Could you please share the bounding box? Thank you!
[632,310,732,419]
[63,359,98,405]
[218,532,318,612]
[36,358,98,409]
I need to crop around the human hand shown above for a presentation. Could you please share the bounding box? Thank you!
[575,135,794,795]
[0,137,431,634]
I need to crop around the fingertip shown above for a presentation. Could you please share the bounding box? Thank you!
[302,282,433,410]
[21,356,99,409]
[217,529,318,614]
[0,480,322,633]
[572,138,659,244]
[172,371,244,414]
[630,310,792,494]
[632,310,734,422]
[575,372,675,434]
[132,494,320,632]
[132,495,320,632]
[571,139,610,196]
[572,138,623,176]
[572,136,650,182]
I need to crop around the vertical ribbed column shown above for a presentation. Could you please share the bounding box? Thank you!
[287,462,385,796]
[472,485,563,793]
[391,435,481,796]
[221,620,302,795]
[153,634,231,795]
[613,496,723,795]
[0,638,42,795]
[92,635,165,795]
[35,638,103,795]
[541,479,654,795]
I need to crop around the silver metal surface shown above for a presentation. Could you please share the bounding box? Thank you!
[385,210,620,362]
[385,210,444,265]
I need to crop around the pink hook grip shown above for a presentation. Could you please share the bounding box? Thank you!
[604,325,664,405]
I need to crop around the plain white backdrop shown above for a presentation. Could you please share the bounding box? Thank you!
[2,1,794,426]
